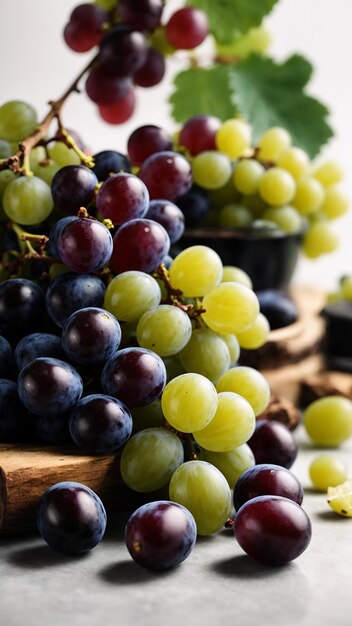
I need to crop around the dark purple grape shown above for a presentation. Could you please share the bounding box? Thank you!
[57,217,113,273]
[175,184,211,227]
[0,336,13,378]
[97,173,149,226]
[14,333,64,372]
[0,379,28,441]
[101,347,166,407]
[125,500,196,570]
[51,165,98,214]
[127,125,173,166]
[37,482,107,555]
[46,217,77,257]
[234,495,312,565]
[17,357,83,417]
[139,151,192,200]
[64,4,106,52]
[0,278,45,340]
[35,413,71,445]
[110,218,170,274]
[69,394,132,454]
[146,200,185,244]
[248,420,298,469]
[256,290,298,330]
[45,272,106,328]
[99,25,148,76]
[62,307,121,366]
[179,115,221,156]
[134,47,165,87]
[118,0,163,33]
[92,150,131,181]
[85,64,131,105]
[233,464,304,512]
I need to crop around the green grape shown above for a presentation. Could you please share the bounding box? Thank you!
[257,127,291,162]
[327,480,352,517]
[209,175,239,208]
[169,460,232,535]
[340,276,352,299]
[221,265,252,289]
[216,366,270,416]
[136,305,192,357]
[193,391,255,452]
[309,455,348,491]
[169,245,223,297]
[179,328,230,381]
[321,186,349,220]
[277,146,310,180]
[94,0,116,9]
[302,221,338,258]
[161,373,218,433]
[236,312,270,349]
[131,400,165,432]
[120,428,184,492]
[221,333,240,365]
[0,101,37,142]
[163,355,185,381]
[219,204,252,228]
[150,27,176,56]
[105,271,161,322]
[202,282,259,335]
[233,159,264,195]
[30,146,60,186]
[242,193,268,218]
[0,139,12,158]
[258,167,296,206]
[192,151,232,189]
[200,444,255,488]
[3,176,53,225]
[262,205,302,234]
[216,119,251,159]
[216,25,271,58]
[292,177,325,215]
[252,219,281,233]
[303,396,352,446]
[0,170,16,204]
[47,141,80,167]
[313,160,344,186]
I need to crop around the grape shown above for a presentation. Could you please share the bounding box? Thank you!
[0,139,12,158]
[278,146,310,180]
[14,333,64,371]
[131,399,164,431]
[192,151,232,190]
[120,428,184,492]
[101,347,166,408]
[64,4,106,53]
[0,171,16,211]
[37,482,106,555]
[216,119,251,159]
[234,464,303,512]
[257,127,291,162]
[99,25,148,75]
[62,307,121,366]
[216,25,271,58]
[85,65,131,105]
[95,0,117,10]
[236,312,270,349]
[32,157,60,187]
[321,186,349,219]
[313,160,344,186]
[256,290,298,330]
[169,245,222,297]
[45,272,106,327]
[161,373,218,433]
[309,455,348,491]
[327,480,352,517]
[0,379,29,441]
[202,282,259,335]
[233,159,264,195]
[292,177,325,215]
[200,444,255,489]
[125,501,196,571]
[58,217,113,273]
[51,165,98,214]
[134,47,165,87]
[69,394,132,454]
[3,176,53,225]
[46,216,77,257]
[0,100,37,142]
[92,150,131,181]
[258,167,296,206]
[118,0,163,33]
[302,221,338,258]
[179,115,221,156]
[110,218,170,274]
[0,278,45,339]
[222,334,240,366]
[179,328,230,381]
[234,495,311,565]
[47,141,80,167]
[137,305,192,357]
[175,184,211,228]
[0,337,13,378]
[219,204,253,228]
[127,125,172,167]
[248,419,298,469]
[97,173,149,226]
[146,200,185,243]
[194,391,255,452]
[262,205,302,234]
[169,460,232,535]
[139,151,192,200]
[221,266,252,289]
[165,7,208,50]
[104,271,161,322]
[17,357,83,417]
[99,87,136,124]
[303,396,352,446]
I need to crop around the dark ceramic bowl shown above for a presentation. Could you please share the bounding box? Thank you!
[175,228,303,291]
[322,300,352,371]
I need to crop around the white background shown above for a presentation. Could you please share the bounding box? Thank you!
[0,0,351,289]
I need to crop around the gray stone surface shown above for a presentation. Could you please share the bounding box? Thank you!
[1,428,352,626]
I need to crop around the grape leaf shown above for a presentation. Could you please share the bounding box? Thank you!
[188,0,280,44]
[169,66,237,123]
[228,54,333,157]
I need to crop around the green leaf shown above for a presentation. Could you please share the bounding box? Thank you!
[188,0,279,44]
[169,66,237,123]
[228,54,333,157]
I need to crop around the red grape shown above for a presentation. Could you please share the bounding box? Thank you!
[146,199,185,243]
[233,464,304,511]
[248,420,298,469]
[165,7,208,50]
[127,125,172,166]
[99,25,148,76]
[138,151,192,200]
[109,218,170,274]
[118,0,163,33]
[64,4,106,53]
[85,64,131,105]
[97,173,149,225]
[99,87,136,124]
[179,115,221,156]
[134,47,165,87]
[58,217,113,273]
